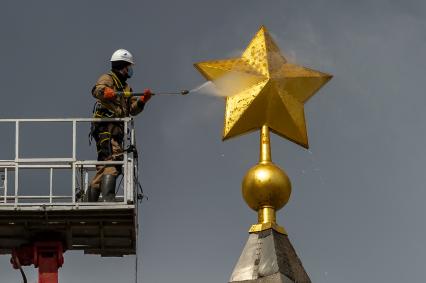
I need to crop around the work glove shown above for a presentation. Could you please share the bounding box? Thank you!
[140,88,152,103]
[103,87,116,100]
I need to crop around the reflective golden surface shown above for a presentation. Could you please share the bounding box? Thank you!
[258,206,276,224]
[194,26,332,235]
[194,25,332,148]
[260,125,272,163]
[252,206,286,234]
[242,162,291,212]
[242,126,291,234]
[249,222,286,235]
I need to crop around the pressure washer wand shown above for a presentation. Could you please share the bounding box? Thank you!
[117,90,190,97]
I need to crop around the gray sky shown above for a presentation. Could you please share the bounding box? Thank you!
[1,0,426,282]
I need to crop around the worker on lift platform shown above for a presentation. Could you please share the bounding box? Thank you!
[88,49,152,202]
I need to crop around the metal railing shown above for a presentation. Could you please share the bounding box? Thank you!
[0,118,136,207]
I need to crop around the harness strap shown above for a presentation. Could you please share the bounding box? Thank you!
[109,71,132,97]
[89,72,130,144]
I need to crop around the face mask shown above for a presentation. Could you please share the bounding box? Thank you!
[127,66,134,78]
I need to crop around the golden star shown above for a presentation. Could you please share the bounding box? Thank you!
[194,26,332,148]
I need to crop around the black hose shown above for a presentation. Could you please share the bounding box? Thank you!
[12,254,27,283]
[116,174,124,194]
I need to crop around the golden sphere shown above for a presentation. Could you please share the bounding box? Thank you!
[242,162,291,211]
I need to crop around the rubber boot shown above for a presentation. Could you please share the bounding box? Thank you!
[101,174,116,202]
[87,186,100,202]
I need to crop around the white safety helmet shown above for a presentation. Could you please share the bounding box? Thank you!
[110,49,135,64]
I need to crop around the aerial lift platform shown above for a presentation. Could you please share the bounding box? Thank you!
[0,118,140,282]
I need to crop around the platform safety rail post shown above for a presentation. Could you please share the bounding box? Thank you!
[2,168,7,203]
[14,121,19,205]
[71,120,77,204]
